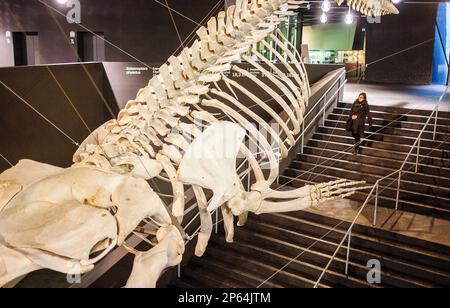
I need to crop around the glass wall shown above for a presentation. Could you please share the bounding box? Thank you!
[249,14,299,62]
[432,3,450,85]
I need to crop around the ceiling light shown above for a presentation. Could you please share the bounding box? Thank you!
[321,0,331,13]
[345,8,354,24]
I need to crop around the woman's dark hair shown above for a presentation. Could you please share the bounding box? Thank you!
[358,92,367,101]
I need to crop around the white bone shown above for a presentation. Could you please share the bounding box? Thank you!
[192,185,212,257]
[124,225,184,288]
[210,88,289,158]
[156,154,185,222]
[201,99,280,189]
[178,122,245,212]
[218,73,296,146]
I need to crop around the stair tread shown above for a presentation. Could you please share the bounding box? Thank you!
[217,233,378,288]
[337,103,450,118]
[295,153,450,190]
[281,170,450,215]
[257,212,450,267]
[311,133,450,157]
[334,107,450,124]
[308,138,450,164]
[329,111,450,132]
[284,163,450,209]
[304,143,450,174]
[238,220,443,287]
[205,237,324,287]
[188,252,282,288]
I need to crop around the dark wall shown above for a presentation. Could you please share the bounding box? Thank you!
[0,63,118,171]
[0,62,341,173]
[0,0,222,66]
[365,4,438,85]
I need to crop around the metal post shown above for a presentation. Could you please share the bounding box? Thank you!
[415,137,421,173]
[373,183,378,226]
[395,171,401,210]
[433,108,438,141]
[301,121,305,154]
[215,209,219,234]
[247,167,251,190]
[178,264,181,278]
[345,229,352,276]
[322,94,327,126]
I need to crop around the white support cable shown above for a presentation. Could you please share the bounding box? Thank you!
[314,133,450,288]
[0,153,14,167]
[312,87,449,288]
[154,0,202,26]
[46,66,92,134]
[256,218,346,288]
[276,90,446,191]
[171,0,224,56]
[164,0,186,48]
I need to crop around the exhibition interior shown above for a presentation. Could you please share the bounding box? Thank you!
[0,0,449,289]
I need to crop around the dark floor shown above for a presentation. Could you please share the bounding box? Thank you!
[344,82,450,112]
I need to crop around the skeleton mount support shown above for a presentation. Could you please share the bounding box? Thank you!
[0,0,396,288]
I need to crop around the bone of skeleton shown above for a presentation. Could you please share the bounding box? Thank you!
[0,243,42,288]
[221,204,235,243]
[274,28,311,97]
[201,101,280,190]
[209,87,289,159]
[124,225,184,288]
[215,74,296,148]
[0,199,117,261]
[156,154,185,222]
[190,113,266,186]
[192,185,213,257]
[0,0,377,288]
[178,122,246,212]
[250,47,305,111]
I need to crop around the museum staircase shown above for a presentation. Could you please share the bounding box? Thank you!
[173,103,450,288]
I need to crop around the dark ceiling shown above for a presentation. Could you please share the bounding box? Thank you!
[298,0,445,26]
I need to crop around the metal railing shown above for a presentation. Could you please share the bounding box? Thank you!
[296,69,346,155]
[313,86,449,288]
[177,69,347,278]
[182,68,347,233]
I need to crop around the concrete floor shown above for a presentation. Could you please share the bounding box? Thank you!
[344,82,450,112]
[306,198,450,249]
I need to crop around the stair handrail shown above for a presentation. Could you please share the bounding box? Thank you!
[293,69,347,154]
[313,85,448,288]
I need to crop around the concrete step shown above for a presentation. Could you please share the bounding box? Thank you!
[312,132,450,164]
[333,107,450,127]
[229,230,375,288]
[245,215,450,287]
[207,240,328,288]
[280,169,450,220]
[296,154,450,195]
[337,102,450,118]
[303,145,450,180]
[319,126,450,151]
[328,113,450,135]
[324,119,450,142]
[307,138,450,167]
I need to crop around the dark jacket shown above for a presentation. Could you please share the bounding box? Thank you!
[346,100,373,134]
